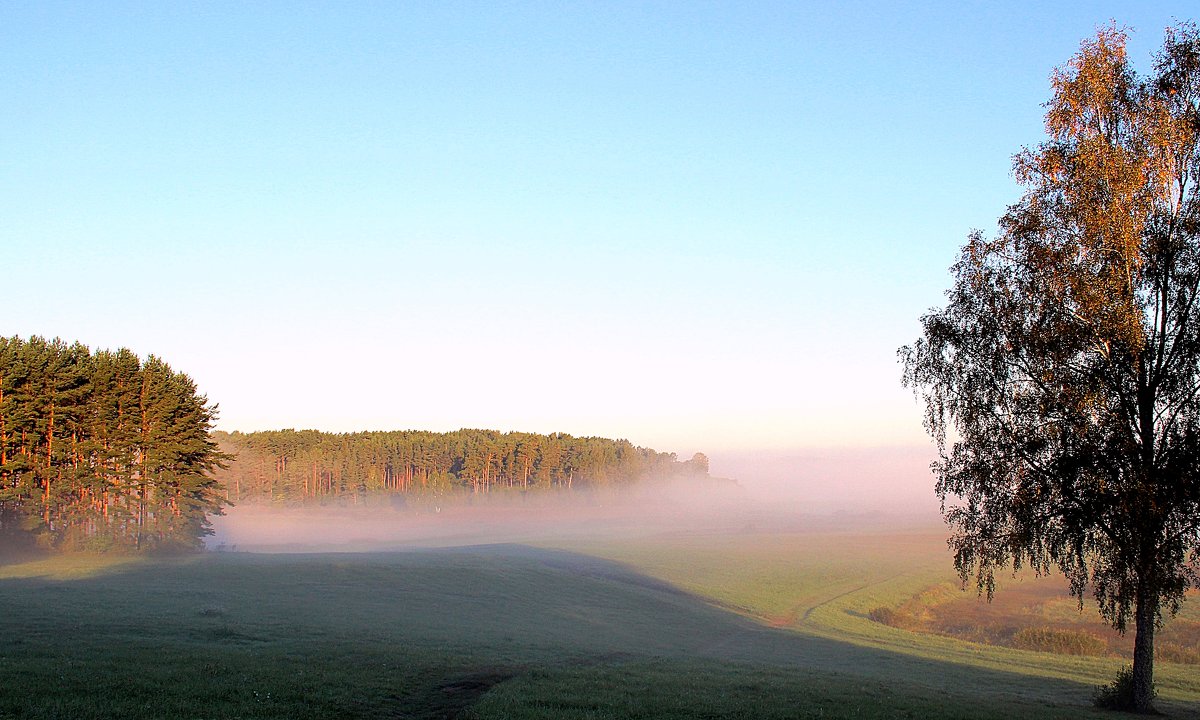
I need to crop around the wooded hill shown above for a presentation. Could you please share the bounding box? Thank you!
[0,336,226,552]
[215,429,710,505]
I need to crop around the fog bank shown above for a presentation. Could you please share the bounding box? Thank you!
[709,445,940,516]
[208,448,942,552]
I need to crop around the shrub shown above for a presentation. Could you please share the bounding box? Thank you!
[1011,626,1107,656]
[867,606,916,629]
[1093,665,1153,711]
[867,606,894,624]
[1156,642,1200,665]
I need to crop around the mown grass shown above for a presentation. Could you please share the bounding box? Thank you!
[467,658,1103,720]
[555,527,1200,714]
[548,526,949,623]
[1,529,1197,718]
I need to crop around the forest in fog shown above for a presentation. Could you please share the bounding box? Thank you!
[0,335,712,552]
[214,429,711,505]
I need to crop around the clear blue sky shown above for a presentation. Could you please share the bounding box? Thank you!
[3,2,1192,468]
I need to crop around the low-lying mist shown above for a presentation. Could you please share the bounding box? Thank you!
[710,445,942,516]
[208,446,942,552]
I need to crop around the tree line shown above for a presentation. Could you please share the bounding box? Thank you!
[214,428,709,505]
[0,334,711,551]
[0,336,226,553]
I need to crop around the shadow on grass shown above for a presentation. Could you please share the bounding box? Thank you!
[0,544,1192,719]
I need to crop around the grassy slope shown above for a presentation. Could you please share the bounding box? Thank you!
[553,527,1200,714]
[0,530,1196,719]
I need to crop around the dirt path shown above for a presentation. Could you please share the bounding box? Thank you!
[764,569,915,629]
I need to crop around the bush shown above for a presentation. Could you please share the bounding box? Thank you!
[867,606,896,625]
[1011,626,1107,656]
[867,606,916,629]
[1093,665,1154,711]
[1155,642,1200,665]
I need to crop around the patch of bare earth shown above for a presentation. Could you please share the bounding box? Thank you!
[385,670,515,720]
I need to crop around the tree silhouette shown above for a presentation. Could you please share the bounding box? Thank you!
[902,24,1200,712]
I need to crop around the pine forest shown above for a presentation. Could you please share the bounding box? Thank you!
[215,429,710,506]
[0,336,226,552]
[0,335,711,552]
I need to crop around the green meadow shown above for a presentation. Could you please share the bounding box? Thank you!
[2,524,1199,719]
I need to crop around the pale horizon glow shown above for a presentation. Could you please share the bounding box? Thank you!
[4,3,1191,489]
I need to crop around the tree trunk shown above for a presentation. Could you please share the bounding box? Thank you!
[0,378,7,479]
[1132,590,1157,713]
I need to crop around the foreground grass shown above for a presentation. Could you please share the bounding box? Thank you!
[468,659,1102,720]
[0,534,1196,719]
[552,527,1200,713]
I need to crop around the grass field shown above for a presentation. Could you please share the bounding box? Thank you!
[2,518,1199,719]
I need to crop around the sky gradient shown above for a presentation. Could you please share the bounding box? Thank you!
[3,2,1194,498]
